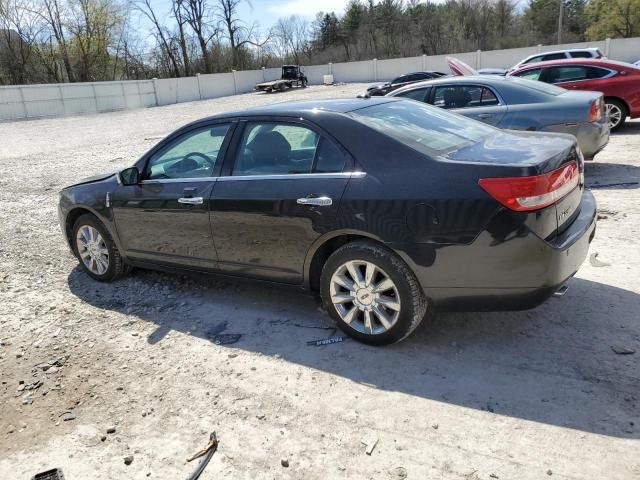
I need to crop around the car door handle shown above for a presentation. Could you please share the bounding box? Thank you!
[297,196,333,206]
[178,196,204,205]
[477,113,495,118]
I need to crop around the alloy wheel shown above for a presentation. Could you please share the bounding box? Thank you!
[76,225,109,275]
[606,103,623,129]
[329,260,401,335]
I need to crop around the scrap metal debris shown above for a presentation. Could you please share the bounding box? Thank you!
[31,468,65,480]
[589,252,610,267]
[611,345,635,355]
[361,435,379,455]
[186,431,218,480]
[211,334,242,345]
[307,336,345,347]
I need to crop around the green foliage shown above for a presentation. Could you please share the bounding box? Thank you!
[586,0,640,39]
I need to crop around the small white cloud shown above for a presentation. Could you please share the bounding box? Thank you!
[266,0,348,18]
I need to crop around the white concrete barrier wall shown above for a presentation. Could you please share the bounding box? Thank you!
[1,37,639,121]
[377,56,424,81]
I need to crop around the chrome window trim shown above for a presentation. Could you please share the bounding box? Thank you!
[140,177,219,184]
[218,171,366,182]
[138,171,366,185]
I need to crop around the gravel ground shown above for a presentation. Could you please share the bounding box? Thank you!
[0,84,639,480]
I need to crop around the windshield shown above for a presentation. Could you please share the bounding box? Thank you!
[507,76,566,95]
[349,100,496,156]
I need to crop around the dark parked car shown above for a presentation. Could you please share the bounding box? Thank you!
[388,75,609,160]
[365,71,447,96]
[59,98,596,345]
[508,58,640,130]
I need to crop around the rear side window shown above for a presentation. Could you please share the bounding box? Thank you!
[513,68,543,81]
[232,122,345,176]
[547,66,589,83]
[570,51,593,58]
[233,122,317,175]
[350,100,496,156]
[395,87,429,102]
[431,85,499,109]
[314,138,346,173]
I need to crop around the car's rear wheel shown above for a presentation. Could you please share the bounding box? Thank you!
[72,214,128,282]
[605,99,627,130]
[320,241,427,345]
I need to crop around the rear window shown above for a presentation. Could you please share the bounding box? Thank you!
[507,76,566,95]
[570,51,593,58]
[349,100,496,156]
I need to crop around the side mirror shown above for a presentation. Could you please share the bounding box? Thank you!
[119,167,140,186]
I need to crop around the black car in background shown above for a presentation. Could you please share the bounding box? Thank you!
[365,71,447,96]
[59,98,596,345]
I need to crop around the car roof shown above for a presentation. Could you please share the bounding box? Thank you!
[524,47,601,58]
[389,74,518,92]
[198,98,400,122]
[511,58,639,71]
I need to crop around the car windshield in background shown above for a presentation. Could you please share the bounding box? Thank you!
[507,76,566,95]
[350,100,496,156]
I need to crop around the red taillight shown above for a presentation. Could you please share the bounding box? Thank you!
[479,161,579,211]
[588,98,602,122]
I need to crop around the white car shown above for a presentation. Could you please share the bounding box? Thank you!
[513,48,606,70]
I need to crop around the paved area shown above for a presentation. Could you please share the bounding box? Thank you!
[0,85,639,479]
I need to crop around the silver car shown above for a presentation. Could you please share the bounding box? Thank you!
[387,75,609,160]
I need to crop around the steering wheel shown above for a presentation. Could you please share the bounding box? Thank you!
[184,151,213,166]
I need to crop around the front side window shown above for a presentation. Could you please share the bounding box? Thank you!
[395,87,429,102]
[232,122,345,176]
[145,124,230,180]
[350,100,496,156]
[513,68,543,81]
[541,52,568,61]
[392,76,408,85]
[523,55,544,64]
[431,85,499,109]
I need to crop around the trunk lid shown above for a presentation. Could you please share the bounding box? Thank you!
[444,129,583,238]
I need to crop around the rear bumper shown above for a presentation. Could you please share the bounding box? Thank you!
[542,121,609,160]
[399,190,597,311]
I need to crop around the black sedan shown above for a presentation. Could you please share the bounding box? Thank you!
[59,98,596,345]
[365,71,447,96]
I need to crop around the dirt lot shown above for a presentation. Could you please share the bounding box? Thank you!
[0,84,639,480]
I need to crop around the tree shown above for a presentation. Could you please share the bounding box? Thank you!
[180,0,219,73]
[136,0,181,77]
[586,0,640,39]
[216,0,266,69]
[525,0,588,43]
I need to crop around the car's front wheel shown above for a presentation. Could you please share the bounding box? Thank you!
[320,241,427,345]
[72,213,128,282]
[605,99,627,130]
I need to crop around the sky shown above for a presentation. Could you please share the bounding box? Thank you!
[142,0,352,35]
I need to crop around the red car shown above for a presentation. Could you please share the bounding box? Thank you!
[508,58,640,130]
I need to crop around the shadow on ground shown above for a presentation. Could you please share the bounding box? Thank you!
[68,266,640,439]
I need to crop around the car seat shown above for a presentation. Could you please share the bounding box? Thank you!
[242,131,292,174]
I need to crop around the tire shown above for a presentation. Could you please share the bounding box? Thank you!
[72,213,128,282]
[320,240,427,345]
[278,83,286,92]
[605,99,627,131]
[301,78,308,88]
